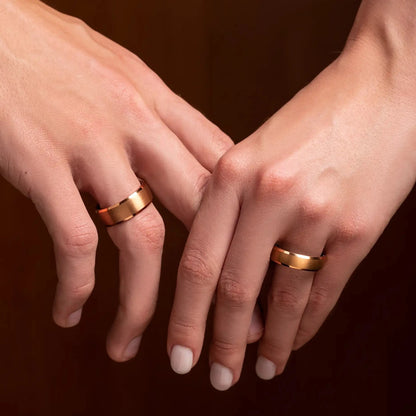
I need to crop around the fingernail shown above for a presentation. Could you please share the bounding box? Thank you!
[123,336,142,361]
[170,345,193,375]
[255,356,276,380]
[66,308,82,327]
[210,363,233,391]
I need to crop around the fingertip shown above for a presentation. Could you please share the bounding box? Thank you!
[106,335,142,363]
[66,308,83,327]
[123,336,142,361]
[292,338,307,351]
[247,305,264,344]
[210,363,234,391]
[53,307,82,328]
[255,356,276,380]
[170,345,194,375]
[247,329,263,344]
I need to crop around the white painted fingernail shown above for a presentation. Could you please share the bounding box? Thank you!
[210,363,233,391]
[66,308,82,327]
[123,336,142,361]
[170,345,193,374]
[255,356,276,380]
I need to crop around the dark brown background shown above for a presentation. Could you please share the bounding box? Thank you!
[1,1,415,415]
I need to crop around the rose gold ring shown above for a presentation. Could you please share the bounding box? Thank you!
[96,180,153,226]
[270,245,326,272]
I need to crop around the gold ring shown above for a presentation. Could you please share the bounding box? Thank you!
[96,180,153,226]
[270,245,326,272]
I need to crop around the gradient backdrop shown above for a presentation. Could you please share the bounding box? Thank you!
[0,1,415,415]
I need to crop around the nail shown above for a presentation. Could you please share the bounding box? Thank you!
[210,363,233,391]
[255,356,276,380]
[170,345,194,375]
[66,308,82,327]
[123,336,142,361]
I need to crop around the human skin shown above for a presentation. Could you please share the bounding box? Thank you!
[0,0,243,362]
[167,0,416,390]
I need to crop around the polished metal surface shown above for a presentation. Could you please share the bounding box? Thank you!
[270,245,326,272]
[96,180,153,226]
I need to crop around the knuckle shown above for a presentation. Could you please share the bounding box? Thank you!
[65,15,89,31]
[307,286,330,312]
[298,194,332,223]
[73,18,89,35]
[213,152,245,187]
[335,215,372,245]
[63,280,95,301]
[180,248,217,289]
[130,209,165,252]
[121,89,156,126]
[217,275,254,307]
[268,289,303,315]
[100,73,156,127]
[256,167,296,199]
[211,338,241,355]
[69,15,87,27]
[169,316,199,339]
[59,223,98,257]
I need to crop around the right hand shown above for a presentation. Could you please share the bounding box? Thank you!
[0,0,233,362]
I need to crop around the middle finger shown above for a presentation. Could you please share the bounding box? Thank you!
[208,199,285,391]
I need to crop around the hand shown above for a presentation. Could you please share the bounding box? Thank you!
[0,0,234,361]
[167,0,416,390]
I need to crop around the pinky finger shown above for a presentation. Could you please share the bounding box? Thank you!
[32,170,97,328]
[292,249,362,350]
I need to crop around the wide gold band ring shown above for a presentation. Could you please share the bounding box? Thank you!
[96,180,153,226]
[270,245,326,272]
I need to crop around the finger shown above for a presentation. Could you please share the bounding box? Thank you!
[81,148,164,362]
[256,228,327,380]
[73,23,233,172]
[155,93,234,171]
[128,117,212,229]
[247,303,264,344]
[106,204,164,362]
[207,201,283,391]
[167,175,240,376]
[31,167,97,328]
[212,295,264,343]
[292,237,368,350]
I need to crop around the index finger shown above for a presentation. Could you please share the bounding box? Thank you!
[167,177,239,374]
[156,92,234,171]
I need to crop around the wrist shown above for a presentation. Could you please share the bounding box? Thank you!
[317,0,416,177]
[341,0,416,98]
[347,0,416,54]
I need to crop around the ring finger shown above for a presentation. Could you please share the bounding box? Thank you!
[256,225,328,380]
[80,148,164,362]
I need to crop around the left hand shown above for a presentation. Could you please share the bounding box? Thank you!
[167,6,416,389]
